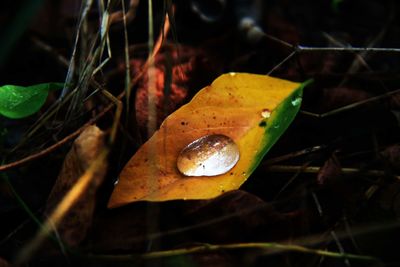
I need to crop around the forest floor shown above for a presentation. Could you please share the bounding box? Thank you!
[1,0,400,266]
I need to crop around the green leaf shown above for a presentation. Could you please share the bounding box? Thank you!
[0,83,63,119]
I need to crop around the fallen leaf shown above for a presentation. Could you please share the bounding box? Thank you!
[45,125,106,246]
[108,73,308,207]
[317,152,342,185]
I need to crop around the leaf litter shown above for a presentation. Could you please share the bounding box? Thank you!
[1,1,400,266]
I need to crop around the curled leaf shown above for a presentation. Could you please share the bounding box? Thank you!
[45,125,106,246]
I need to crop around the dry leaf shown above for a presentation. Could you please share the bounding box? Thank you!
[45,125,106,246]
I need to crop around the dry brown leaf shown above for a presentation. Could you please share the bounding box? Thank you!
[44,125,106,246]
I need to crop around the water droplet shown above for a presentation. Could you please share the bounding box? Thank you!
[229,72,236,77]
[177,134,240,177]
[291,97,302,107]
[261,108,271,118]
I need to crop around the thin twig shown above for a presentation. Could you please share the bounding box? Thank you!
[265,165,400,180]
[109,0,139,24]
[31,36,69,67]
[263,32,400,53]
[88,242,378,262]
[121,0,132,116]
[101,89,122,144]
[263,145,324,165]
[267,50,297,75]
[0,99,112,172]
[301,87,400,118]
[297,45,400,53]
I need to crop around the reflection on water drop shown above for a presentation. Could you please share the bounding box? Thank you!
[291,97,302,106]
[177,134,240,177]
[261,108,271,118]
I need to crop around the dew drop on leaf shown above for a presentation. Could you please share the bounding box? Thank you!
[291,97,302,107]
[261,108,271,118]
[177,134,240,177]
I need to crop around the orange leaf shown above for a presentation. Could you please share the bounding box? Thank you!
[108,73,308,208]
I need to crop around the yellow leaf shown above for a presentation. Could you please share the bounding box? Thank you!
[108,73,306,208]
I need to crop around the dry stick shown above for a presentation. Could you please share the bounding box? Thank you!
[121,0,133,115]
[60,0,94,98]
[266,165,400,181]
[262,31,400,53]
[297,46,400,53]
[109,0,139,24]
[301,87,400,118]
[31,36,70,67]
[267,50,297,76]
[143,243,377,261]
[90,242,377,262]
[263,145,324,165]
[147,0,156,137]
[0,99,114,172]
[101,89,123,144]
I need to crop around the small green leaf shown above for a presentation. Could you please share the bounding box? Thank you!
[0,83,63,119]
